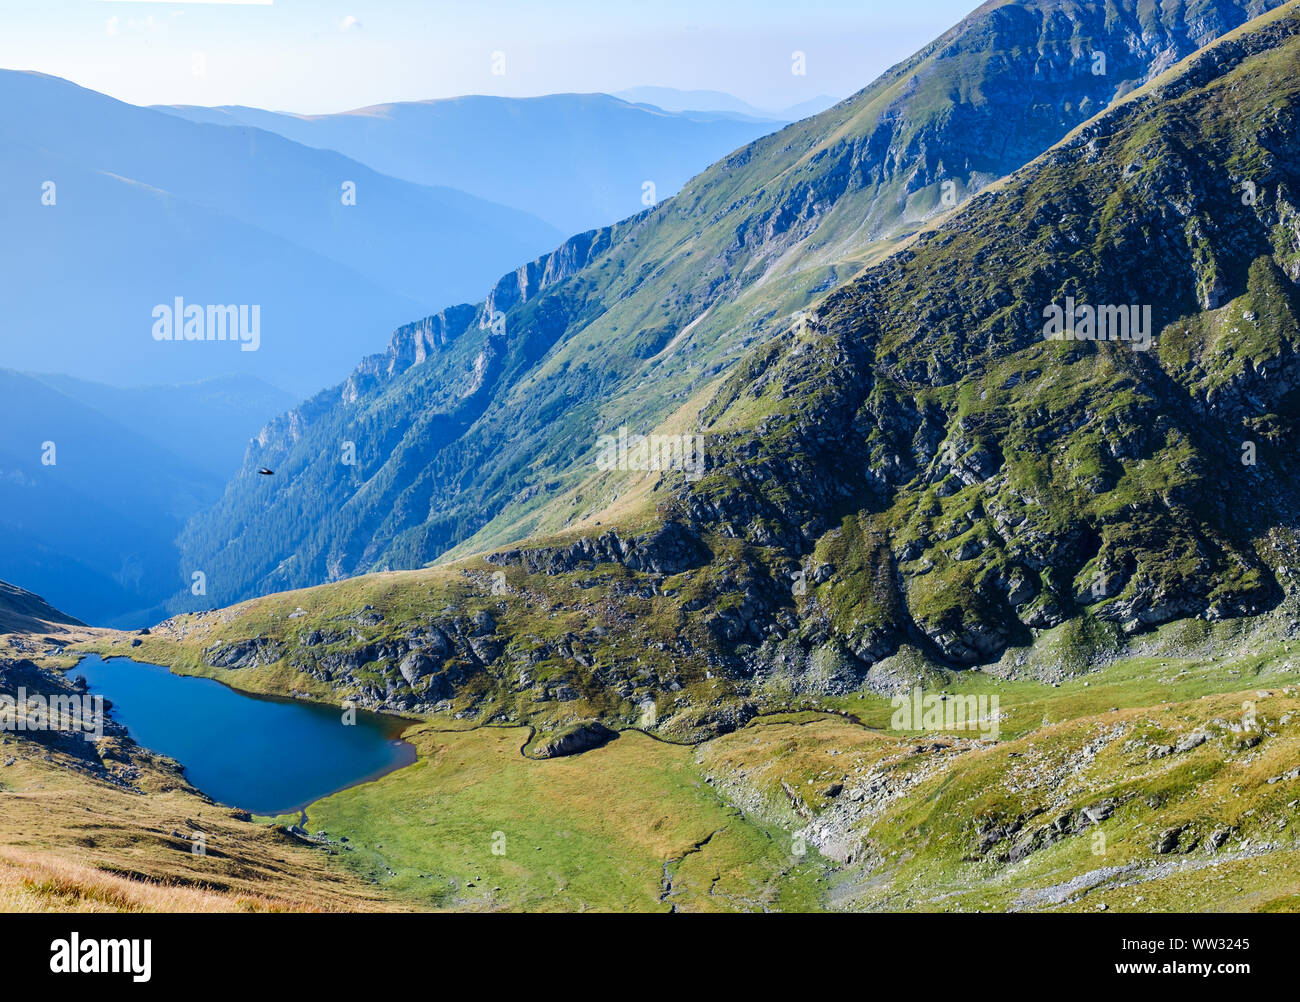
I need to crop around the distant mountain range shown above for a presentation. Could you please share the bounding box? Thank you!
[155,93,787,236]
[0,72,800,625]
[3,75,785,399]
[612,87,840,121]
[25,371,294,481]
[0,69,567,395]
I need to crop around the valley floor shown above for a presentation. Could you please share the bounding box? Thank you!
[5,608,1300,912]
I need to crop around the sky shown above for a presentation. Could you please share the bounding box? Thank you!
[0,0,983,114]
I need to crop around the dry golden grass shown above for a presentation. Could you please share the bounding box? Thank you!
[0,733,398,913]
[0,848,314,912]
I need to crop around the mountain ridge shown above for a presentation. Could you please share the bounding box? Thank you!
[154,93,787,235]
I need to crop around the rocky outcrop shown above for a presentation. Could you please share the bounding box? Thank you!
[532,721,618,759]
[204,637,285,670]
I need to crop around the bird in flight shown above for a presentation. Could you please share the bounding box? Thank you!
[258,468,274,476]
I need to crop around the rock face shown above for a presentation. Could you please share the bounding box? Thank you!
[487,522,708,577]
[204,637,285,669]
[0,658,127,763]
[176,0,1287,613]
[532,722,618,759]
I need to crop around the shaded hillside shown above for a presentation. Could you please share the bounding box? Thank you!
[0,370,222,627]
[0,579,82,634]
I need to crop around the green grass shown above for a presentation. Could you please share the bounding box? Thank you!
[302,725,828,912]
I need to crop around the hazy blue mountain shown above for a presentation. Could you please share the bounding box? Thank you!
[613,86,840,120]
[27,372,294,480]
[155,93,785,235]
[777,94,842,119]
[0,70,561,395]
[0,369,224,628]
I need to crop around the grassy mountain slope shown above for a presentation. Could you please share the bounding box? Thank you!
[181,0,1287,609]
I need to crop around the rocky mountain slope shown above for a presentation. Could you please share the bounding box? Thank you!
[180,0,1288,610]
[682,1,1300,675]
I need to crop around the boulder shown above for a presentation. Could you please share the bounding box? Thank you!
[532,721,618,759]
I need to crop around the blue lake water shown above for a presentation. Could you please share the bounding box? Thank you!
[75,653,416,816]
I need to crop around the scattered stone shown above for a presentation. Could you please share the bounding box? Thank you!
[1175,731,1208,753]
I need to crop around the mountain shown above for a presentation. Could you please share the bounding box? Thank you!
[683,1,1300,670]
[0,70,561,394]
[613,86,840,120]
[125,2,1300,913]
[180,0,1290,611]
[155,94,785,236]
[0,370,228,627]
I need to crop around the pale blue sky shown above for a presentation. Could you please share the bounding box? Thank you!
[0,0,983,113]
